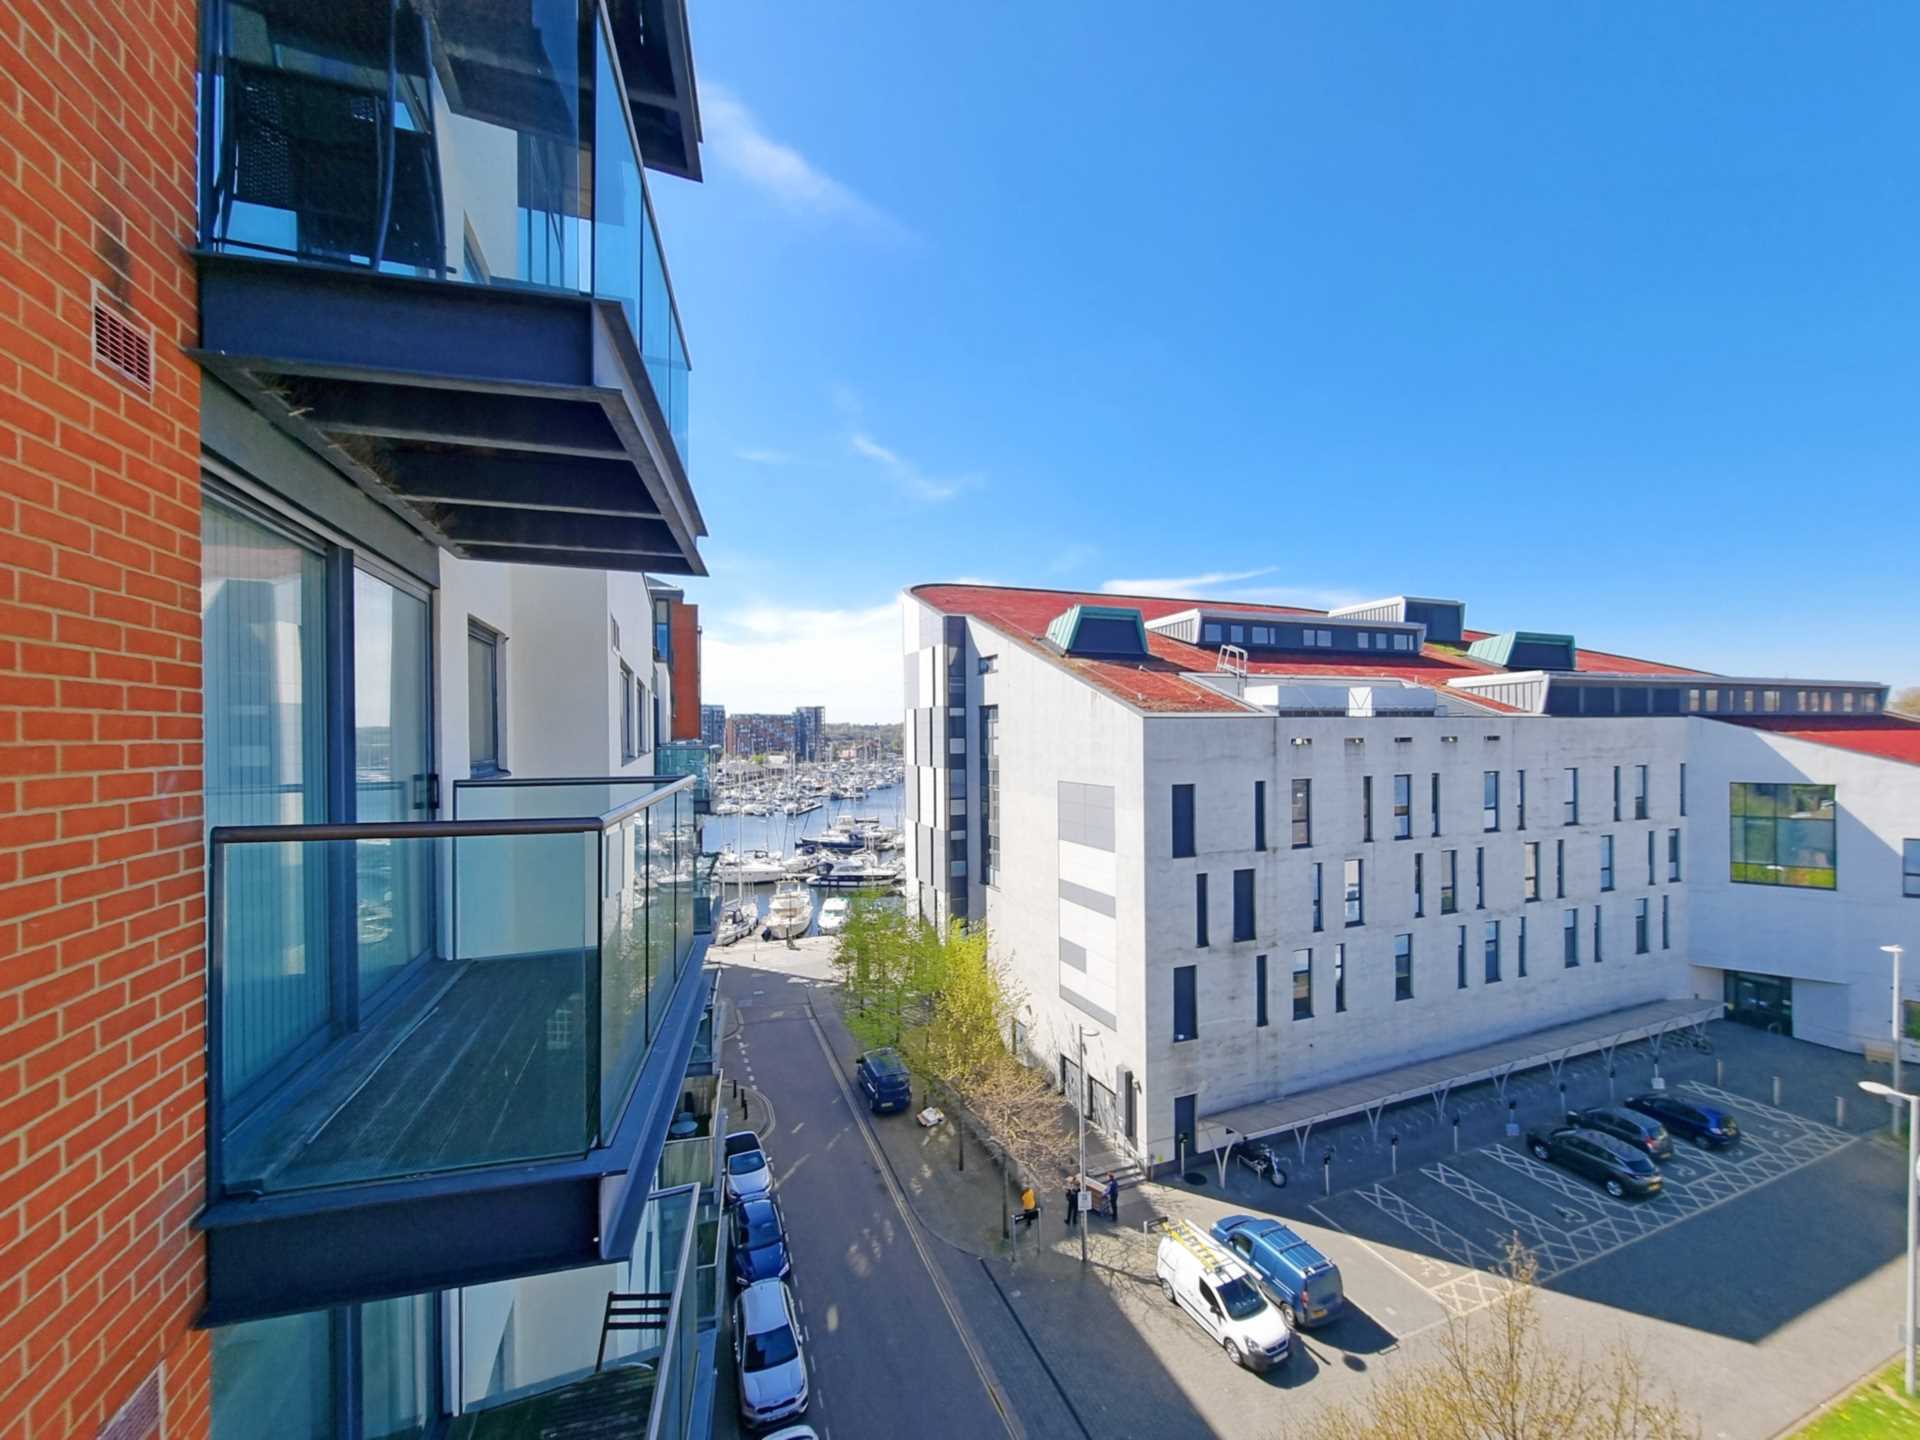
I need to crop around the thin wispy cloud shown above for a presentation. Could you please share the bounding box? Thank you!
[702,84,908,240]
[1100,566,1278,598]
[735,447,804,466]
[1048,541,1098,576]
[849,431,977,504]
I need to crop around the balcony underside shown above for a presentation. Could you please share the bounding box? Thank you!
[450,1363,657,1439]
[194,253,706,574]
[198,943,712,1326]
[608,0,704,182]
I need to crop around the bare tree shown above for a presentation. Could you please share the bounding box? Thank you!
[1891,686,1920,719]
[1312,1240,1697,1440]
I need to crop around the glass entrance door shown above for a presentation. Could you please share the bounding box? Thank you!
[1724,971,1793,1033]
[354,570,434,999]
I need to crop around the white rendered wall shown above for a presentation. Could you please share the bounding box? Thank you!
[1685,720,1920,1055]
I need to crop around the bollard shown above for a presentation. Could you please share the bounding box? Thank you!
[1451,1115,1460,1155]
[741,1092,751,1122]
[1390,1134,1399,1176]
[1322,1148,1333,1198]
[1772,1075,1781,1107]
[1506,1099,1520,1139]
[1607,1065,1617,1101]
[1716,1057,1724,1088]
[1837,1095,1847,1128]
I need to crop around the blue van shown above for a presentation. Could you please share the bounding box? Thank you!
[855,1047,913,1114]
[1209,1215,1346,1328]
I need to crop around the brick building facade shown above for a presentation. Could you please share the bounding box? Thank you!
[0,0,210,1435]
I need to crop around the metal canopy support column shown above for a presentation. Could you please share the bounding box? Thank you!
[1431,1082,1454,1123]
[1364,1102,1386,1141]
[1292,1122,1316,1164]
[1492,1062,1517,1104]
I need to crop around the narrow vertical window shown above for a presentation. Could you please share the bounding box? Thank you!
[1485,920,1501,982]
[1394,934,1413,1000]
[1343,858,1364,926]
[1668,828,1682,882]
[1634,764,1649,820]
[1517,915,1528,977]
[1441,849,1457,914]
[1612,765,1622,822]
[1456,926,1468,989]
[1393,773,1412,839]
[1524,841,1540,901]
[1174,966,1197,1041]
[1483,771,1500,831]
[1563,767,1579,825]
[1474,846,1486,909]
[1311,863,1323,932]
[1291,779,1312,847]
[1232,868,1255,942]
[1593,906,1604,962]
[1906,839,1920,898]
[1661,894,1670,949]
[1413,852,1425,917]
[1253,780,1267,852]
[1555,839,1566,898]
[1634,898,1650,954]
[1362,776,1374,843]
[1255,954,1269,1028]
[1679,763,1687,817]
[1172,784,1195,858]
[1431,774,1442,836]
[1600,835,1615,892]
[1292,949,1313,1020]
[1195,874,1209,948]
[1517,768,1527,830]
[1563,908,1579,966]
[1334,944,1347,1013]
[469,623,502,774]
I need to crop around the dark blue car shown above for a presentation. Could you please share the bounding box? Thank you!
[731,1195,792,1286]
[856,1047,913,1114]
[1209,1215,1346,1328]
[1624,1092,1741,1149]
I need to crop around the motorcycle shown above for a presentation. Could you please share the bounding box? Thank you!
[1235,1142,1288,1188]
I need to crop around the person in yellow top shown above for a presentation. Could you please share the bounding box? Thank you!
[1017,1184,1038,1230]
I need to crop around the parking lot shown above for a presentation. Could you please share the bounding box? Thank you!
[1315,1080,1858,1321]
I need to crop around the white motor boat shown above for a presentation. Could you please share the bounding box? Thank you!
[764,881,814,939]
[806,856,902,889]
[715,849,787,884]
[817,897,851,934]
[713,901,758,947]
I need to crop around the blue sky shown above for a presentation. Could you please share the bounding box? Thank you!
[650,3,1918,721]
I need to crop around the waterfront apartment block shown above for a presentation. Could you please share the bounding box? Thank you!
[700,705,728,752]
[723,707,829,761]
[902,584,1920,1169]
[2,1,722,1435]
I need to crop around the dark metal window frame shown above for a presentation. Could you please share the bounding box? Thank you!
[468,620,505,777]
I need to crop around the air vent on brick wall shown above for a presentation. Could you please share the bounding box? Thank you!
[98,1371,162,1440]
[92,285,154,392]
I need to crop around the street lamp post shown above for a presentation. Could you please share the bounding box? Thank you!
[1077,1026,1094,1266]
[1861,1078,1918,1398]
[1889,945,1909,1137]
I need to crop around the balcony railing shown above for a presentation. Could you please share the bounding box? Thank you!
[198,0,689,463]
[208,776,698,1199]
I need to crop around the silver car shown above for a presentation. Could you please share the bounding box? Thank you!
[734,1279,809,1428]
[724,1129,774,1205]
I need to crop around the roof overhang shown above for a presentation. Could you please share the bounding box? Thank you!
[194,253,706,575]
[605,0,703,181]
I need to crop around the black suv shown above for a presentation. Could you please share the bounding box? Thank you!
[1524,1126,1664,1199]
[1623,1092,1741,1149]
[1565,1105,1674,1161]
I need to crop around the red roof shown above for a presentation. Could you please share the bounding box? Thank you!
[1459,627,1708,677]
[912,584,1502,713]
[1710,715,1920,767]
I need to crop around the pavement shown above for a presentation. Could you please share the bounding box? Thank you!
[710,935,1914,1440]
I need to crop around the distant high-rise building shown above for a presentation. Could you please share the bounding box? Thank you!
[727,712,797,757]
[701,704,728,749]
[794,705,827,761]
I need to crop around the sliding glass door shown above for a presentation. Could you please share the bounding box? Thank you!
[354,569,434,998]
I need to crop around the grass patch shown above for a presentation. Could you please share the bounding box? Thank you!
[1797,1360,1920,1437]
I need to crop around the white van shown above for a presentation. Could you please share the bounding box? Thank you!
[1155,1218,1292,1371]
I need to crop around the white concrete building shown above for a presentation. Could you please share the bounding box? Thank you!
[902,583,1919,1168]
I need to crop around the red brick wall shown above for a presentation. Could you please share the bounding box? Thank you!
[668,601,701,741]
[0,0,210,1435]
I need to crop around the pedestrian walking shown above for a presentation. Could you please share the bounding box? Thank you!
[1016,1183,1038,1231]
[1104,1171,1120,1221]
[1064,1178,1079,1227]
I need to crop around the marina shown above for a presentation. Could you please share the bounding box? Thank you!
[705,776,905,942]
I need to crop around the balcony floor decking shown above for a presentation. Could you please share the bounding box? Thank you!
[450,1364,659,1439]
[224,952,594,1195]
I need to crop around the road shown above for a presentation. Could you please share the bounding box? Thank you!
[717,951,1017,1440]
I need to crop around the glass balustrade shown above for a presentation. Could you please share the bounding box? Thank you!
[200,0,689,464]
[209,776,697,1197]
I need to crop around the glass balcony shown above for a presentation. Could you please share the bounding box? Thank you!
[199,0,689,465]
[209,777,698,1198]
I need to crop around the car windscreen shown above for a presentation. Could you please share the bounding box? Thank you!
[727,1151,765,1175]
[741,1209,782,1247]
[745,1322,799,1372]
[868,1053,907,1078]
[1596,1137,1654,1173]
[1216,1277,1268,1321]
